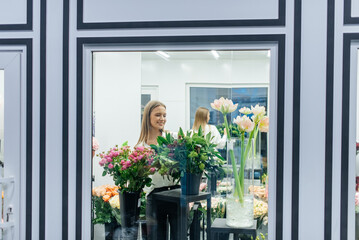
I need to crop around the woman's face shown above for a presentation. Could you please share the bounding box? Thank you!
[150,106,167,131]
[207,112,210,123]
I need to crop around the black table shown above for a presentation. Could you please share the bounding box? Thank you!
[152,188,211,240]
[211,218,257,240]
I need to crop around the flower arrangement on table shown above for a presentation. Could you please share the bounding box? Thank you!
[150,127,225,182]
[92,185,121,225]
[210,97,269,204]
[99,143,156,193]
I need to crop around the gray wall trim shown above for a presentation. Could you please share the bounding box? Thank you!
[77,0,286,29]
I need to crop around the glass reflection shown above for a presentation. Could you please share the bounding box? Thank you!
[356,51,359,240]
[92,51,270,240]
[0,70,3,224]
[0,70,3,174]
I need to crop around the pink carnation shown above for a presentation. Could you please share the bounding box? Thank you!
[108,163,114,169]
[150,168,156,173]
[136,146,145,151]
[99,159,106,166]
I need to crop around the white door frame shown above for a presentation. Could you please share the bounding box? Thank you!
[0,47,27,240]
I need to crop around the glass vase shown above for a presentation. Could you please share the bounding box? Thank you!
[247,131,261,170]
[225,137,254,228]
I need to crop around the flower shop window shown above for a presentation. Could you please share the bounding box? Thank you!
[90,49,274,240]
[355,48,359,239]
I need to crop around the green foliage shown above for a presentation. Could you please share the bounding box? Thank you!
[139,192,146,220]
[92,196,115,224]
[216,123,241,138]
[151,126,225,181]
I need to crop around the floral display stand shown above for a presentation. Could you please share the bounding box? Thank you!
[152,188,212,240]
[211,218,257,240]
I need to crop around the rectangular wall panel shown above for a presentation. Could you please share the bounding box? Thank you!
[353,0,359,17]
[0,0,27,24]
[83,0,279,23]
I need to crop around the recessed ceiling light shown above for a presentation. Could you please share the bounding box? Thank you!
[156,51,170,59]
[211,50,219,59]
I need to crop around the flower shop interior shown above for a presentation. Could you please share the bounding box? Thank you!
[1,0,359,240]
[91,50,271,240]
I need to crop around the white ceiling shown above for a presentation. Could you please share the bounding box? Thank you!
[141,50,270,61]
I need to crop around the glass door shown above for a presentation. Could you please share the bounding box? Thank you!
[0,51,24,240]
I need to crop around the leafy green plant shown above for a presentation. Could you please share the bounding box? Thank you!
[151,126,225,181]
[92,196,116,224]
[216,123,241,138]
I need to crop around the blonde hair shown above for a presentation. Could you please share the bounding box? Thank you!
[192,107,209,131]
[137,100,166,145]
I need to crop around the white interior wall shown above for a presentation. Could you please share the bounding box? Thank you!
[92,52,142,187]
[142,57,270,131]
[93,52,270,186]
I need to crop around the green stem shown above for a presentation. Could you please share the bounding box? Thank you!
[252,126,259,158]
[223,115,243,203]
[240,133,245,192]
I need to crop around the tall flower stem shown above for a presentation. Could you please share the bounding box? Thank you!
[223,115,243,203]
[250,126,259,158]
[239,130,254,199]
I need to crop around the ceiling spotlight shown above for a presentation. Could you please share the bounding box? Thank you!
[156,51,170,59]
[211,50,219,59]
[266,51,271,58]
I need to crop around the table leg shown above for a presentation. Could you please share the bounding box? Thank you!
[207,197,211,240]
[179,200,188,240]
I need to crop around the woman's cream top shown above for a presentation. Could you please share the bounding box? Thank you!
[192,124,227,149]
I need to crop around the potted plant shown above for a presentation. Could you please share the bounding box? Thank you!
[151,127,225,195]
[98,143,156,236]
[92,185,121,240]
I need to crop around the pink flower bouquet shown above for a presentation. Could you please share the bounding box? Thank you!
[99,142,156,193]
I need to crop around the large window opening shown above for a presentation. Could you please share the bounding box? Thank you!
[91,50,272,240]
[355,49,359,240]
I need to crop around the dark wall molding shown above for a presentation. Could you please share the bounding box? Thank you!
[324,0,335,239]
[39,0,46,239]
[0,0,33,30]
[344,0,359,24]
[292,0,301,238]
[62,0,69,239]
[75,35,285,240]
[77,0,285,29]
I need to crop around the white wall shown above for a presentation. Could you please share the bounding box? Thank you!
[142,55,270,131]
[92,52,142,187]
